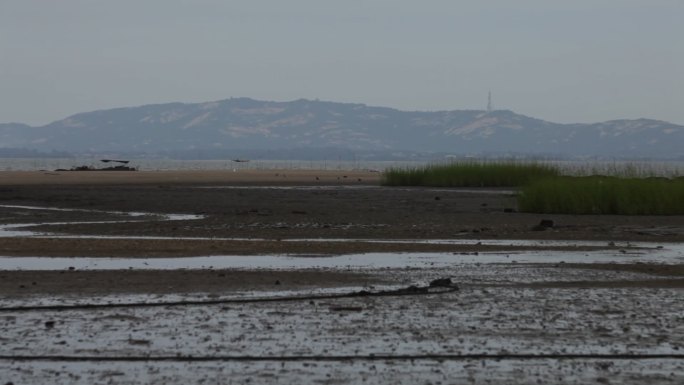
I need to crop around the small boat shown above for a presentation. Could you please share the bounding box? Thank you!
[232,159,250,163]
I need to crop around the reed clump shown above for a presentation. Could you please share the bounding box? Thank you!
[518,176,684,215]
[382,162,560,187]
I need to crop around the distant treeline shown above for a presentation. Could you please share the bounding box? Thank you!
[1,146,681,162]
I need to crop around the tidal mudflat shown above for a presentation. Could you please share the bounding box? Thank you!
[0,170,683,384]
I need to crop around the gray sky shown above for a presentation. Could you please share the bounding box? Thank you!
[1,0,683,126]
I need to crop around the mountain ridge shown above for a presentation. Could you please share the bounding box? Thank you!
[1,98,682,159]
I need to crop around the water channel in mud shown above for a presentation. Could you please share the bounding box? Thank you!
[1,247,684,271]
[2,204,683,270]
[2,202,684,385]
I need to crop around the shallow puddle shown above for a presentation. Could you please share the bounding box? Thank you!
[3,201,683,385]
[0,204,204,239]
[1,246,683,271]
[1,204,679,255]
[199,185,517,194]
[0,217,678,252]
[2,203,683,270]
[0,204,204,222]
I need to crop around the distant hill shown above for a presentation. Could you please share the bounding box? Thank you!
[1,98,682,159]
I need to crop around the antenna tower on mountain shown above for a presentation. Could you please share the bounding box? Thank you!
[487,90,492,113]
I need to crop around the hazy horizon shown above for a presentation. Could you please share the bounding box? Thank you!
[2,0,683,126]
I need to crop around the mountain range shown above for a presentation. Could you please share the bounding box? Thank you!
[1,98,682,159]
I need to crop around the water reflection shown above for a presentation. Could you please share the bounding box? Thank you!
[2,248,683,271]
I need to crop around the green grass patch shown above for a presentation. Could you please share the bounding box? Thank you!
[382,162,560,187]
[518,176,684,215]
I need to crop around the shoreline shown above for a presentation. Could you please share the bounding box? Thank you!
[0,169,382,186]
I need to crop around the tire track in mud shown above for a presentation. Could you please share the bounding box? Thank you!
[0,283,460,312]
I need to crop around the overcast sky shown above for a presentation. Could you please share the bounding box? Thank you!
[1,0,682,126]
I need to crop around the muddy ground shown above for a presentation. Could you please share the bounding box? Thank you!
[0,170,682,249]
[1,170,683,384]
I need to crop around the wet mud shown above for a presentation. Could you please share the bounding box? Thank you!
[1,172,683,384]
[1,181,683,244]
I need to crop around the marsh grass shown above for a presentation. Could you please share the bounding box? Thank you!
[383,159,683,215]
[382,162,560,187]
[518,176,684,215]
